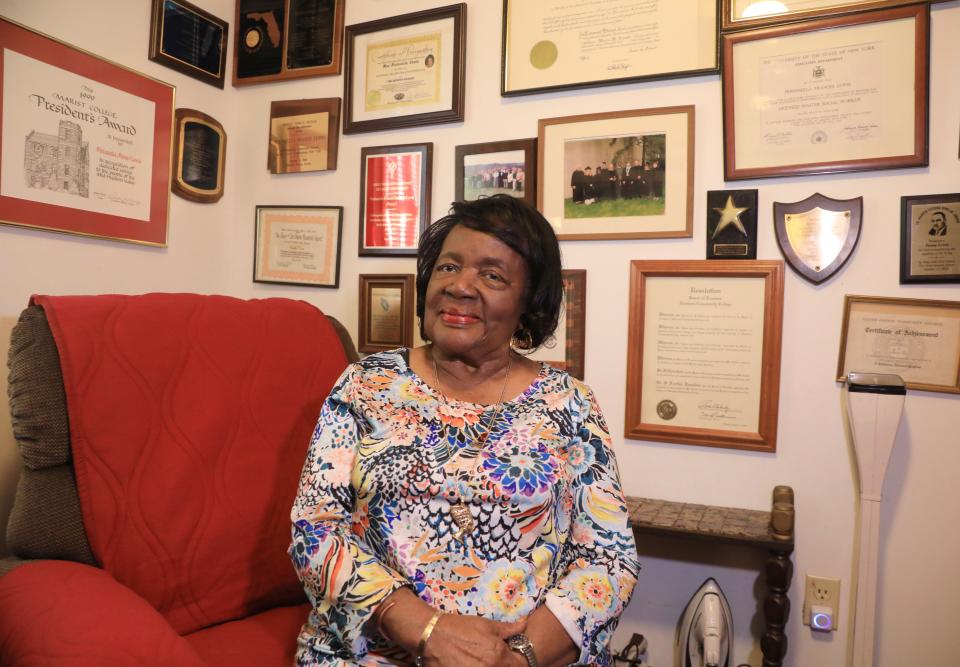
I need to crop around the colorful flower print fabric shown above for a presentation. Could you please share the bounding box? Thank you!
[290,349,639,666]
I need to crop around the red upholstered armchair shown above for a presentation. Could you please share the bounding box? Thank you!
[0,294,357,666]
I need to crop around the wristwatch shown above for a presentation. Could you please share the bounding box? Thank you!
[506,633,539,667]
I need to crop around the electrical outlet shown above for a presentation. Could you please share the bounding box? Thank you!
[803,575,841,630]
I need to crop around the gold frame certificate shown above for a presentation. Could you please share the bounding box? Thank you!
[268,98,340,174]
[625,260,785,452]
[837,295,960,394]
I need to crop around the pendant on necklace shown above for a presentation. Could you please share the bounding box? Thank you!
[449,500,475,542]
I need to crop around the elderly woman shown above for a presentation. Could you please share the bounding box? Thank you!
[290,195,638,666]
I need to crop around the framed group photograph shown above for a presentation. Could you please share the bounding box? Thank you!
[625,260,785,452]
[268,98,340,174]
[454,138,536,206]
[721,0,937,31]
[837,295,960,394]
[0,17,174,246]
[538,106,694,241]
[253,205,343,288]
[171,109,226,203]
[359,143,432,257]
[233,0,345,85]
[149,0,228,88]
[722,4,928,180]
[358,274,415,353]
[526,270,586,380]
[343,4,466,134]
[501,0,718,96]
[900,193,960,284]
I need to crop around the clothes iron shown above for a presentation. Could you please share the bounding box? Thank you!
[674,578,733,667]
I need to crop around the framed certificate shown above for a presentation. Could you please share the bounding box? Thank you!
[0,17,174,246]
[454,138,536,207]
[171,109,226,203]
[253,205,343,288]
[502,0,718,96]
[722,0,943,31]
[149,0,228,88]
[722,4,928,180]
[233,0,345,85]
[538,107,694,241]
[268,98,340,174]
[358,274,415,353]
[343,4,466,134]
[525,270,586,380]
[899,193,960,284]
[358,143,432,257]
[837,295,960,394]
[625,260,785,452]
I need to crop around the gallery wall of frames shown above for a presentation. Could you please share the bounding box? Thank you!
[1,1,959,666]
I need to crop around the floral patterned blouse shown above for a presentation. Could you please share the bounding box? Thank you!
[289,349,638,666]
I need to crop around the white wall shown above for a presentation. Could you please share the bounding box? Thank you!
[1,1,959,666]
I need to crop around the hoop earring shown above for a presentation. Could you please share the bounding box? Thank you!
[512,328,534,350]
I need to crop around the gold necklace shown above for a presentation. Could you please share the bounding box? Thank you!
[432,348,513,542]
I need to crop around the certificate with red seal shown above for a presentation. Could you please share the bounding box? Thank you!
[358,143,432,256]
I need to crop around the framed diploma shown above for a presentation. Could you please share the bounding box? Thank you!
[722,0,940,31]
[454,138,536,207]
[233,0,345,86]
[358,274,415,353]
[722,5,929,180]
[899,193,960,284]
[149,0,228,88]
[343,4,466,134]
[625,260,785,452]
[359,143,432,257]
[253,205,343,288]
[525,270,586,380]
[171,109,226,203]
[0,18,174,246]
[837,295,960,394]
[501,0,719,96]
[268,98,340,174]
[538,107,694,241]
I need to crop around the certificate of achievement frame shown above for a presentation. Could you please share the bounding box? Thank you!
[233,0,345,86]
[268,97,340,174]
[149,0,228,88]
[501,0,718,96]
[525,269,586,380]
[721,0,937,31]
[358,143,432,257]
[0,18,174,246]
[538,107,694,241]
[837,295,960,394]
[343,4,466,134]
[625,260,785,452]
[253,205,343,288]
[358,274,415,353]
[899,193,960,284]
[722,5,928,181]
[171,108,225,203]
[454,138,536,207]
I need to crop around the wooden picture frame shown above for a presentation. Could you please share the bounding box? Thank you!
[358,274,415,353]
[149,0,228,88]
[501,0,719,96]
[722,4,928,181]
[625,260,785,452]
[526,270,586,380]
[454,138,536,206]
[899,193,960,284]
[343,4,466,134]
[268,97,340,174]
[233,0,345,86]
[538,107,694,241]
[253,205,343,288]
[358,143,432,257]
[722,0,945,31]
[837,295,960,394]
[171,109,226,203]
[0,17,174,246]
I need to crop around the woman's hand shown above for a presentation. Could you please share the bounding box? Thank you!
[421,613,527,667]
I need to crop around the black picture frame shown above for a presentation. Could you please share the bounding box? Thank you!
[900,193,960,284]
[149,0,228,88]
[253,205,344,288]
[454,138,536,206]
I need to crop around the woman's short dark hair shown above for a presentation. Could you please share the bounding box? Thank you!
[416,194,563,350]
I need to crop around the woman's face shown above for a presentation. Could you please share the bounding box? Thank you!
[424,225,528,362]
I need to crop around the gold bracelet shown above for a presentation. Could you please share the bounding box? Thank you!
[414,610,443,667]
[374,600,400,641]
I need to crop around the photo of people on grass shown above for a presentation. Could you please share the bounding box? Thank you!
[462,149,526,200]
[564,133,665,219]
